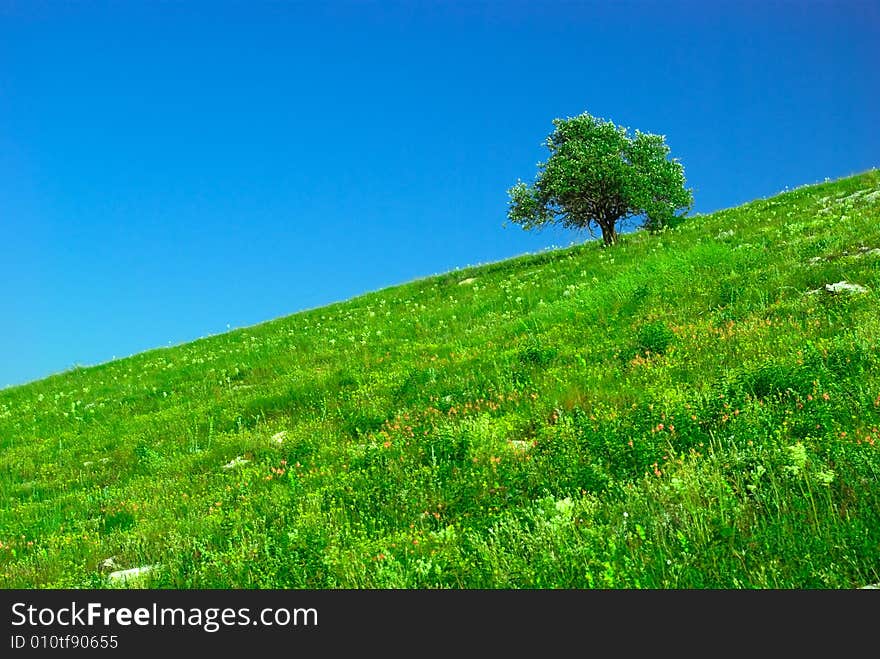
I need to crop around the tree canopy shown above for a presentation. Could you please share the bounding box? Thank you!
[507,112,693,246]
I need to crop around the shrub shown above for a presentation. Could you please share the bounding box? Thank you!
[636,321,675,356]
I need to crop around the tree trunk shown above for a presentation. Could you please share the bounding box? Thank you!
[599,217,617,246]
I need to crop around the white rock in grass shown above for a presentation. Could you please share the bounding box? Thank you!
[824,281,868,294]
[271,431,287,445]
[508,440,532,452]
[860,583,880,589]
[840,191,866,202]
[221,456,250,470]
[458,277,477,285]
[100,557,117,571]
[108,565,158,584]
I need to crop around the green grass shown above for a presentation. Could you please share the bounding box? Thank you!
[2,170,879,588]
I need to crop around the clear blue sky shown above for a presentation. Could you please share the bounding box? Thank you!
[2,1,878,388]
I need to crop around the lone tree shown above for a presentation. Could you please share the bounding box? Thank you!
[507,112,693,246]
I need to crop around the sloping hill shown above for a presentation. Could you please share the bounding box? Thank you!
[2,170,879,588]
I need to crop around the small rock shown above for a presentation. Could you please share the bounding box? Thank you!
[824,281,868,294]
[270,431,287,445]
[100,557,117,571]
[508,440,532,452]
[82,461,94,467]
[860,583,880,589]
[807,256,824,264]
[458,277,477,285]
[108,565,158,584]
[221,456,250,470]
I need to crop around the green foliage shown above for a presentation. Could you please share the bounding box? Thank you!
[739,363,814,400]
[1,169,880,589]
[507,112,693,245]
[636,320,676,356]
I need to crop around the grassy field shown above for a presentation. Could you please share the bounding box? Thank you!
[2,170,879,588]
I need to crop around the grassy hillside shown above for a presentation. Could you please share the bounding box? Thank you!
[2,170,879,589]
